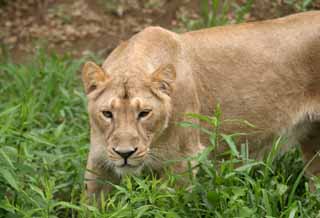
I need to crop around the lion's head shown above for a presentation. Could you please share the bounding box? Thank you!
[82,61,176,175]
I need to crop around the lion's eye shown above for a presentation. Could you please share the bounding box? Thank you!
[102,111,113,119]
[138,110,151,119]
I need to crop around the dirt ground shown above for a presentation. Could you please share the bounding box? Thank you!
[0,0,319,63]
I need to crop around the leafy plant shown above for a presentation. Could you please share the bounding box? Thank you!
[284,0,314,12]
[180,0,253,30]
[0,50,88,218]
[178,105,320,217]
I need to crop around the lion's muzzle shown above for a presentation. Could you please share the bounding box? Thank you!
[112,147,137,164]
[107,130,148,171]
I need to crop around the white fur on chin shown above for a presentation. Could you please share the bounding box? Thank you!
[114,164,144,177]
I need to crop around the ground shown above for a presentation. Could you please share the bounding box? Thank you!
[0,0,319,62]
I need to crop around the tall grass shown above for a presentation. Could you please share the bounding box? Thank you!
[181,0,253,30]
[200,0,253,26]
[0,51,88,218]
[0,52,320,217]
[284,0,314,12]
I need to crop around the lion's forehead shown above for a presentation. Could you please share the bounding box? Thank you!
[113,84,152,101]
[95,81,156,109]
[109,97,146,109]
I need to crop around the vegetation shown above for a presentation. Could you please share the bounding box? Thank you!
[179,0,253,30]
[1,1,320,217]
[284,0,314,12]
[179,0,316,30]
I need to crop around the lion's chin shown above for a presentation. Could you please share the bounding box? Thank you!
[114,164,144,177]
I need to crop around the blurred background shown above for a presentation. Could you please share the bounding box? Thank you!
[0,0,319,63]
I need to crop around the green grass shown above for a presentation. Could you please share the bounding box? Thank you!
[179,0,253,30]
[283,0,314,12]
[0,50,320,218]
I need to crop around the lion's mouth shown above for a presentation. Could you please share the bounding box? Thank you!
[114,161,144,176]
[118,163,138,168]
[111,153,147,170]
[112,158,143,169]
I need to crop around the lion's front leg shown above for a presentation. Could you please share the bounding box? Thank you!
[84,153,119,202]
[165,143,205,186]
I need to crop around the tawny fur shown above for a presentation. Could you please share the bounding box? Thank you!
[82,11,320,197]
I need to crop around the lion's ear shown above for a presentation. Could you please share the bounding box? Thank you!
[151,64,176,95]
[82,61,110,94]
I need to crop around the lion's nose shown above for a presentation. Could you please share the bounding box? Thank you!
[113,147,138,160]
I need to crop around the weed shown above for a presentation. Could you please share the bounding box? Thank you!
[284,0,314,12]
[179,0,253,30]
[0,50,88,218]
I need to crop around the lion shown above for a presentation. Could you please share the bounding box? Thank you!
[82,11,320,197]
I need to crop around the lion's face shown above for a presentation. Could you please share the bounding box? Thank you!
[82,62,176,175]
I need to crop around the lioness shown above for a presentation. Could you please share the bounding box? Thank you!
[82,11,320,196]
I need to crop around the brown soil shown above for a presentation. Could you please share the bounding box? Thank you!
[0,0,319,63]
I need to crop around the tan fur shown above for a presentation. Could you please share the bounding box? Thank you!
[82,11,320,197]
